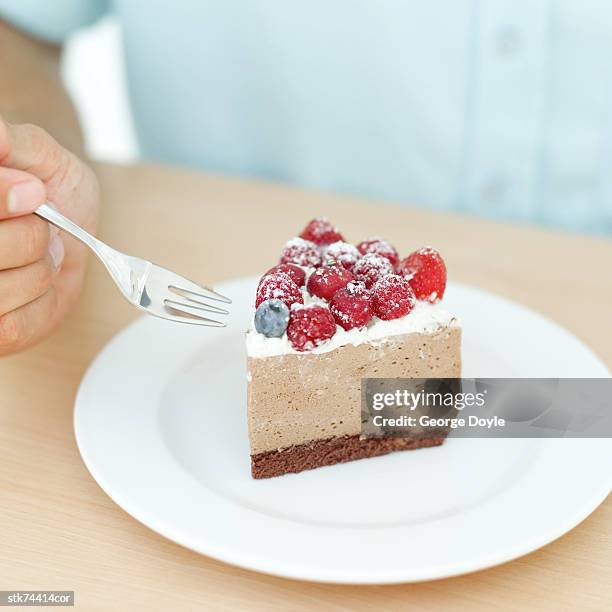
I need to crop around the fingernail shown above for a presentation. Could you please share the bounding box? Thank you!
[7,181,42,214]
[48,223,59,239]
[48,235,65,270]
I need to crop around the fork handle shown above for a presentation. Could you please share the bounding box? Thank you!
[36,202,142,302]
[35,203,105,255]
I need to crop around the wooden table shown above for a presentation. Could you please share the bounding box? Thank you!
[1,163,610,611]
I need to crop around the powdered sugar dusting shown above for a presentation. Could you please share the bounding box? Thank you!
[300,217,342,242]
[345,280,368,296]
[280,237,322,268]
[286,303,337,351]
[357,237,399,265]
[418,246,439,256]
[323,241,361,269]
[372,274,415,320]
[352,253,394,288]
[255,272,303,309]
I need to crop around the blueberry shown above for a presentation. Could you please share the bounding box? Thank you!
[254,299,290,338]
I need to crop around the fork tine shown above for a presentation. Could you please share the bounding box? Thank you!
[168,286,230,314]
[164,299,226,327]
[169,291,230,315]
[169,282,232,304]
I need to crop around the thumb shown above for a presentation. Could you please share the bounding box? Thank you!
[0,166,46,219]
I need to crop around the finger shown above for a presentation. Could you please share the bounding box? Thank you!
[0,116,99,231]
[0,255,58,316]
[0,115,71,181]
[0,166,46,218]
[0,286,59,356]
[0,215,54,269]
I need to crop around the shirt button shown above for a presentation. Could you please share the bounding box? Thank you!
[496,26,521,57]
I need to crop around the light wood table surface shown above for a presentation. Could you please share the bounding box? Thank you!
[1,162,611,611]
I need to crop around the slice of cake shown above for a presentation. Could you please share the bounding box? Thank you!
[246,218,461,479]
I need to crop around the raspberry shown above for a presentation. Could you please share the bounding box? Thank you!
[357,237,399,267]
[352,253,394,289]
[322,241,361,270]
[306,262,354,301]
[330,281,373,330]
[280,237,322,268]
[287,305,337,351]
[255,272,303,309]
[300,217,344,245]
[398,247,447,303]
[372,274,416,320]
[261,263,306,287]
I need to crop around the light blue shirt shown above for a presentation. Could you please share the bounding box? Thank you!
[2,0,612,235]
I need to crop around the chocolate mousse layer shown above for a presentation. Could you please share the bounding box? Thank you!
[247,326,461,477]
[251,432,447,479]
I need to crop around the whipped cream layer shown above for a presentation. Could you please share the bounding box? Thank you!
[247,300,459,358]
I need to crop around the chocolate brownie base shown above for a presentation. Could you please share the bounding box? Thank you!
[251,433,447,479]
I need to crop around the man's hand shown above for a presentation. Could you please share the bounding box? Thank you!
[0,116,99,355]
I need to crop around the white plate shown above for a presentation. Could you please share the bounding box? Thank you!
[74,278,611,584]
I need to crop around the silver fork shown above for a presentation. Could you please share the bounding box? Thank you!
[35,203,231,327]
